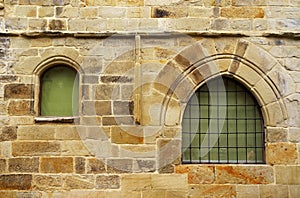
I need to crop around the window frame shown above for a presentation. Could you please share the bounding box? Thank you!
[33,57,82,123]
[181,76,266,164]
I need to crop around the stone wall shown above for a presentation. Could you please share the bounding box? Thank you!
[0,0,299,197]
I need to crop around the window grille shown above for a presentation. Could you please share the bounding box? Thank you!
[40,66,79,116]
[182,76,265,164]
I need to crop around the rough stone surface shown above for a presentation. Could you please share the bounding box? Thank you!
[40,157,73,173]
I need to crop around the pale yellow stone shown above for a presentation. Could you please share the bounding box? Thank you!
[151,174,188,190]
[121,174,152,190]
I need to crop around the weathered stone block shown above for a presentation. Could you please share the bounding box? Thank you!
[61,141,91,156]
[63,175,95,190]
[5,18,28,30]
[121,174,152,190]
[157,139,181,171]
[95,84,120,100]
[275,165,300,184]
[102,116,134,125]
[0,174,32,190]
[152,6,187,18]
[38,6,54,17]
[134,159,156,172]
[96,175,120,189]
[113,101,134,115]
[111,126,143,144]
[80,7,98,18]
[12,141,60,156]
[49,19,66,30]
[40,157,74,173]
[17,125,55,140]
[215,165,274,184]
[221,7,264,18]
[87,158,106,174]
[15,6,37,17]
[236,185,259,198]
[107,158,133,173]
[4,84,33,100]
[151,174,188,190]
[266,142,298,165]
[0,126,17,141]
[120,145,156,158]
[0,159,6,173]
[75,157,85,174]
[176,165,215,184]
[266,127,288,142]
[259,185,289,198]
[189,184,236,198]
[8,157,39,173]
[7,100,32,116]
[33,175,62,191]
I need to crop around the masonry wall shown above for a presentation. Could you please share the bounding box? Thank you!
[0,0,299,197]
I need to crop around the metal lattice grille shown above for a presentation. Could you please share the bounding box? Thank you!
[182,77,265,164]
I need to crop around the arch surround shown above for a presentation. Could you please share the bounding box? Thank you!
[140,38,293,129]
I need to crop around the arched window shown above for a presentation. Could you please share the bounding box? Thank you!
[182,76,265,164]
[40,65,79,116]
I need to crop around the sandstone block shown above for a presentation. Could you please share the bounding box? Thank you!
[75,157,86,174]
[259,185,289,198]
[151,174,188,190]
[80,7,98,18]
[12,141,60,156]
[55,126,81,140]
[96,175,120,189]
[40,157,74,173]
[189,184,236,198]
[56,6,79,18]
[63,175,95,190]
[266,127,288,142]
[15,6,37,17]
[120,145,156,158]
[0,174,32,190]
[236,185,259,198]
[107,158,133,173]
[151,6,187,18]
[215,165,274,184]
[134,159,156,172]
[7,100,32,116]
[68,19,86,31]
[4,84,33,100]
[100,7,126,18]
[30,38,52,47]
[175,165,215,184]
[113,101,134,115]
[8,157,39,173]
[87,158,106,174]
[275,165,300,184]
[17,125,55,140]
[95,84,120,100]
[157,139,181,171]
[221,7,264,18]
[5,18,27,31]
[116,0,144,6]
[289,127,300,142]
[266,142,298,165]
[49,19,66,30]
[33,175,62,191]
[111,126,143,144]
[0,159,6,173]
[0,126,17,141]
[38,6,54,17]
[28,19,47,30]
[61,141,91,156]
[103,116,134,125]
[121,174,152,190]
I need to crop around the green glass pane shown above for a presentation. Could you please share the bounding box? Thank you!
[41,66,78,116]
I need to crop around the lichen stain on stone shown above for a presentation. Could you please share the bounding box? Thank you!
[154,8,171,18]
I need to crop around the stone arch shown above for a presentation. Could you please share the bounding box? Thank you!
[151,38,292,129]
[32,56,83,116]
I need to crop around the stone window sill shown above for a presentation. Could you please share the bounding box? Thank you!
[35,116,78,123]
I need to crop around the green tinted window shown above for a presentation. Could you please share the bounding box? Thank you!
[182,77,264,164]
[41,66,79,116]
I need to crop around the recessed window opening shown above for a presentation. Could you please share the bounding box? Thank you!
[40,65,79,117]
[182,76,265,164]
